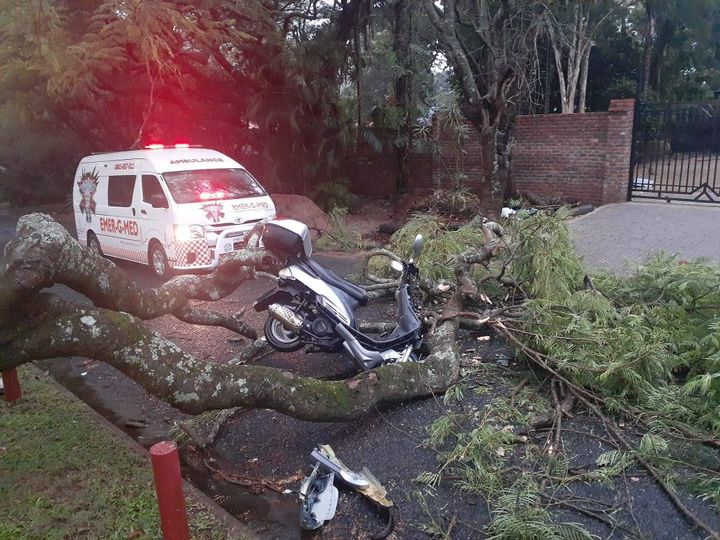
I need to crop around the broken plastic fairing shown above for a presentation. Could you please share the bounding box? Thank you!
[299,463,338,530]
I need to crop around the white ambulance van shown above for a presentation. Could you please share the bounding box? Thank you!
[73,145,276,278]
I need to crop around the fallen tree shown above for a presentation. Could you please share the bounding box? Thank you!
[385,208,720,539]
[0,213,466,422]
[4,210,720,537]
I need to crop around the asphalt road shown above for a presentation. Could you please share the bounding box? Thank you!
[0,207,425,538]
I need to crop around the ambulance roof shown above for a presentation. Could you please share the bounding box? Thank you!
[78,148,245,173]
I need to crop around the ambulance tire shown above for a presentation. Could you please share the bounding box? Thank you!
[149,242,172,280]
[87,232,103,257]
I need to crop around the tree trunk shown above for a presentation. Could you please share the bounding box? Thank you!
[578,44,591,113]
[548,24,570,113]
[649,20,673,95]
[641,8,657,98]
[480,127,500,201]
[545,3,594,114]
[544,38,553,113]
[422,0,543,203]
[392,0,413,195]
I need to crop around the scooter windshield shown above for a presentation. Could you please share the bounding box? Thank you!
[162,168,266,204]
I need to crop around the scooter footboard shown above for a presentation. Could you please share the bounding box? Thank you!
[335,324,385,371]
[347,323,420,351]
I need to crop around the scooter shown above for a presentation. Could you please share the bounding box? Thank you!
[253,219,424,371]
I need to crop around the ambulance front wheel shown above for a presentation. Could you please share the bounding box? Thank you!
[87,232,103,257]
[149,242,172,280]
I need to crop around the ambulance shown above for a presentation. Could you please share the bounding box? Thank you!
[73,145,276,278]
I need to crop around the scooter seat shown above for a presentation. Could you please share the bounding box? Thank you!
[301,257,369,306]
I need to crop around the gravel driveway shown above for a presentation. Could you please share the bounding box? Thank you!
[569,201,720,273]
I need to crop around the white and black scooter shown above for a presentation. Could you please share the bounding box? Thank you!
[254,219,424,371]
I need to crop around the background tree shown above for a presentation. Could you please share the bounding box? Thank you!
[0,1,87,204]
[582,9,641,110]
[421,0,542,201]
[0,0,375,203]
[637,0,719,99]
[3,0,720,207]
[543,0,621,113]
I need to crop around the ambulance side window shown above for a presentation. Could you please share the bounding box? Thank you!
[142,175,168,208]
[107,175,136,207]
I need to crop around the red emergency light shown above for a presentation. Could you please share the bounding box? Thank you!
[144,143,193,150]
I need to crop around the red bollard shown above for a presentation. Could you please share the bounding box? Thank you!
[2,369,21,403]
[150,441,190,540]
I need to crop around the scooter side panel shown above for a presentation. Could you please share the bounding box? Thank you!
[286,266,354,326]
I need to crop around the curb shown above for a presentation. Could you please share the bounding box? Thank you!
[29,364,258,540]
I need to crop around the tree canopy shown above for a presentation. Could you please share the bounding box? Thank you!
[1,0,720,204]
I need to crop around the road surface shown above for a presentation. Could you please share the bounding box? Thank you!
[569,201,720,273]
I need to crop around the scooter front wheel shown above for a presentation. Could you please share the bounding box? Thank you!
[264,316,305,352]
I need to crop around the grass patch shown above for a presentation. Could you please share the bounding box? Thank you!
[0,365,237,540]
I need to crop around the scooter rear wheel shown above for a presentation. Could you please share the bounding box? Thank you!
[264,316,304,352]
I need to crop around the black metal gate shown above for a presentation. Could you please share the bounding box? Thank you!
[629,101,720,203]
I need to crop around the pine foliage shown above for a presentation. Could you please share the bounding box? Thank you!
[487,479,596,540]
[405,208,720,536]
[383,209,720,436]
[518,246,720,436]
[418,394,597,539]
[370,213,486,280]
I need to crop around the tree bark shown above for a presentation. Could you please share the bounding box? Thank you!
[578,43,591,113]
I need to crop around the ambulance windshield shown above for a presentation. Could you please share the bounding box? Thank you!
[162,168,266,204]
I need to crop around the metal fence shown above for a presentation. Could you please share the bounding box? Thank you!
[629,101,720,203]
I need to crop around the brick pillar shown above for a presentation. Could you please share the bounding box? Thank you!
[602,99,636,204]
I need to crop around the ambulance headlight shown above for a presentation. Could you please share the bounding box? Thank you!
[174,225,205,242]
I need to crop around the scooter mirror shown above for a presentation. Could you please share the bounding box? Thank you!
[390,260,404,273]
[412,234,424,260]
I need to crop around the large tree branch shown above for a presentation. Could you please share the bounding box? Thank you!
[422,0,483,105]
[0,293,459,422]
[3,214,278,338]
[0,213,462,422]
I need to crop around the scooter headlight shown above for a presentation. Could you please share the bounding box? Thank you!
[278,267,293,279]
[174,224,205,242]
